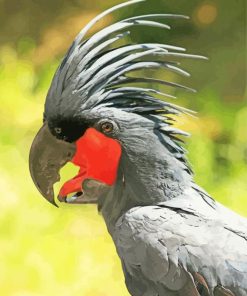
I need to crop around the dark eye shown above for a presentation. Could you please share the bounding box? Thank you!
[96,119,118,136]
[54,127,62,134]
[101,122,114,133]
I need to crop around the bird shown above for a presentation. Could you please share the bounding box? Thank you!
[29,1,247,295]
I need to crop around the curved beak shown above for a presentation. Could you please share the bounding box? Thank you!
[29,123,76,206]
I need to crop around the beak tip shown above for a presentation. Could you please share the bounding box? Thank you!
[51,201,59,208]
[44,195,59,207]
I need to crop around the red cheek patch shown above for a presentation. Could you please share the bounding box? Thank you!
[59,128,122,198]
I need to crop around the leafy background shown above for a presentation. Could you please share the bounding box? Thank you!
[0,0,246,295]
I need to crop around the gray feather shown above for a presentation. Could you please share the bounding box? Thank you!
[125,14,190,22]
[43,4,247,296]
[113,192,247,296]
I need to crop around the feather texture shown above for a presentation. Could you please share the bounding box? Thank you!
[43,4,247,296]
[113,189,247,296]
[45,1,206,161]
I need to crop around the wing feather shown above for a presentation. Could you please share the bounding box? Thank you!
[114,198,247,296]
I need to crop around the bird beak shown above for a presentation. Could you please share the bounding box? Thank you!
[30,124,122,207]
[29,123,76,206]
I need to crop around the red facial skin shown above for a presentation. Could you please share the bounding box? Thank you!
[58,128,122,198]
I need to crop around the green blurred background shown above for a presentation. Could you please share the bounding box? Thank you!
[0,0,246,295]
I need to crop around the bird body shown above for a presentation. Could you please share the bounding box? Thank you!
[113,190,247,296]
[29,1,247,295]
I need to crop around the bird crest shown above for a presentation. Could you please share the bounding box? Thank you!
[44,0,207,173]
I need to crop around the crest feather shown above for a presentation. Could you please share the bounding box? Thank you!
[45,1,207,173]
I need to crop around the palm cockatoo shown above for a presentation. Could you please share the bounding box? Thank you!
[29,1,247,295]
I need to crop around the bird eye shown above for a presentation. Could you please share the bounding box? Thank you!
[96,119,119,135]
[101,122,114,133]
[54,127,62,134]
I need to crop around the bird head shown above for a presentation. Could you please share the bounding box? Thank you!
[29,0,206,209]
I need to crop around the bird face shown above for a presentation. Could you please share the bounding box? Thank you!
[29,112,122,206]
[29,0,202,208]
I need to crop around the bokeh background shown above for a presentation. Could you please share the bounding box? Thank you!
[0,0,246,295]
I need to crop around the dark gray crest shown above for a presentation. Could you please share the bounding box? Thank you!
[44,0,207,171]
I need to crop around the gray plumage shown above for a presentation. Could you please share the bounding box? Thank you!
[43,1,247,295]
[113,190,247,296]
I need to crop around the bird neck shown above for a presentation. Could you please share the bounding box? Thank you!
[99,147,193,233]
